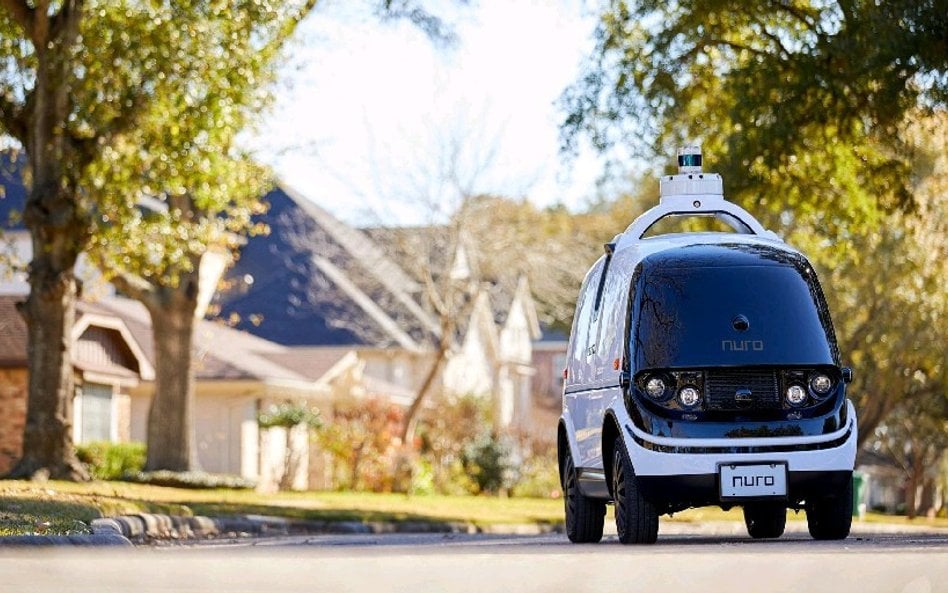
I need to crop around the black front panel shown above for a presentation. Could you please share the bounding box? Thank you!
[706,369,779,411]
[636,470,853,512]
[630,246,839,370]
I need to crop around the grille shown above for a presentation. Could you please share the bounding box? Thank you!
[706,369,780,411]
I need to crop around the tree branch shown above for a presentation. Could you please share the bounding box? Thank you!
[711,39,771,59]
[0,0,34,35]
[759,28,792,60]
[259,0,318,59]
[768,0,819,32]
[0,92,26,141]
[110,271,159,309]
[49,0,84,45]
[92,92,148,149]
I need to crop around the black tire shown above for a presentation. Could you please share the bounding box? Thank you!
[806,475,853,540]
[743,503,787,539]
[563,450,605,543]
[612,437,659,544]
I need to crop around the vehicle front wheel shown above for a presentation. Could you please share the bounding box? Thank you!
[743,503,787,539]
[612,437,658,544]
[563,450,605,543]
[806,475,853,540]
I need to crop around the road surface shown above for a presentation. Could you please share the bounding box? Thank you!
[1,528,945,593]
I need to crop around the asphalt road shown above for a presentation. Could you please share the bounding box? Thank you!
[1,528,946,593]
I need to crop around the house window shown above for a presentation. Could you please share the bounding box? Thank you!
[79,382,113,443]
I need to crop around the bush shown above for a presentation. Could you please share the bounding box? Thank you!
[75,441,146,480]
[417,395,491,494]
[511,449,560,499]
[316,397,404,492]
[462,432,517,495]
[126,470,256,490]
[257,401,321,429]
[507,435,560,498]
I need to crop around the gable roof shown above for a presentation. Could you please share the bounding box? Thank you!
[365,224,539,333]
[214,185,439,349]
[0,294,151,384]
[85,295,327,384]
[259,347,357,384]
[507,276,542,339]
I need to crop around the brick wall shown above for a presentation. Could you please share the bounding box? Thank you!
[0,368,27,474]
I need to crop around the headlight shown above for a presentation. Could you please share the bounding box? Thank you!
[810,373,833,395]
[645,376,666,399]
[678,386,701,407]
[786,384,807,406]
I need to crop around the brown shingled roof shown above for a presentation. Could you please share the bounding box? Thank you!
[88,294,354,385]
[259,347,353,383]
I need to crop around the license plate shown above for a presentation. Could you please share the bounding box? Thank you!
[719,463,787,499]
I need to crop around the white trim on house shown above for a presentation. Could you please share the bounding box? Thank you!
[72,312,156,381]
[313,255,422,351]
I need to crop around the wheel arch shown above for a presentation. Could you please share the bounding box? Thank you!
[557,420,570,488]
[601,411,622,499]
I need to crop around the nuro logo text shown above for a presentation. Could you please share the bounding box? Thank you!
[722,340,764,352]
[733,475,776,488]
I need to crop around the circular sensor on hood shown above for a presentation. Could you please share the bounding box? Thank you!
[732,315,750,332]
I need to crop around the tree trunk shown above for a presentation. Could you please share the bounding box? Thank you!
[7,236,88,480]
[918,477,936,519]
[400,345,449,445]
[350,444,364,490]
[144,287,199,472]
[905,447,924,519]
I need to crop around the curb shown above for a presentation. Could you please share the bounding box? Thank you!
[0,513,565,546]
[1,513,942,546]
[0,532,132,547]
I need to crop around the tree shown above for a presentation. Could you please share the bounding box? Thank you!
[0,0,459,479]
[562,0,946,218]
[0,0,318,479]
[809,117,946,442]
[82,6,301,472]
[872,388,948,519]
[560,0,948,443]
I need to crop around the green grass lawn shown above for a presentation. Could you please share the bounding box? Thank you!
[2,479,946,537]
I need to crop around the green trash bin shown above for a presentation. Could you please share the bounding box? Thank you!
[852,471,866,518]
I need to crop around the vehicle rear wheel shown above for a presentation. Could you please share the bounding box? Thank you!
[743,503,787,539]
[612,437,659,544]
[806,475,853,540]
[563,450,605,543]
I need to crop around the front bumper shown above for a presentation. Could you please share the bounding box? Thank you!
[636,470,853,509]
[619,401,857,509]
[620,399,858,477]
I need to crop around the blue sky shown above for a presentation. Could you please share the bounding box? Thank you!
[251,1,612,226]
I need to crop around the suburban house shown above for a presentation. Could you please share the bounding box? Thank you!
[1,155,559,488]
[0,287,377,489]
[88,296,370,490]
[214,184,548,437]
[0,295,153,474]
